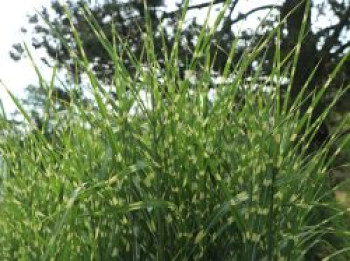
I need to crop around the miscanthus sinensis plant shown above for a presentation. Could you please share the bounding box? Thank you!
[0,1,350,260]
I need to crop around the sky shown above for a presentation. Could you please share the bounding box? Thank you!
[0,0,49,114]
[0,0,281,115]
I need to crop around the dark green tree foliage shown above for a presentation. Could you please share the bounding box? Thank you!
[10,0,350,144]
[280,0,349,147]
[11,0,276,79]
[12,0,173,81]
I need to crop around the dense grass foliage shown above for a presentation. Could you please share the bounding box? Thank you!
[0,2,350,260]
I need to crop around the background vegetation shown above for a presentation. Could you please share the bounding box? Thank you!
[11,0,350,148]
[0,0,350,260]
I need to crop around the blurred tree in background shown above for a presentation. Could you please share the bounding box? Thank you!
[10,0,350,146]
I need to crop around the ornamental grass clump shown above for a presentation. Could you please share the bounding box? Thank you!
[0,1,350,260]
